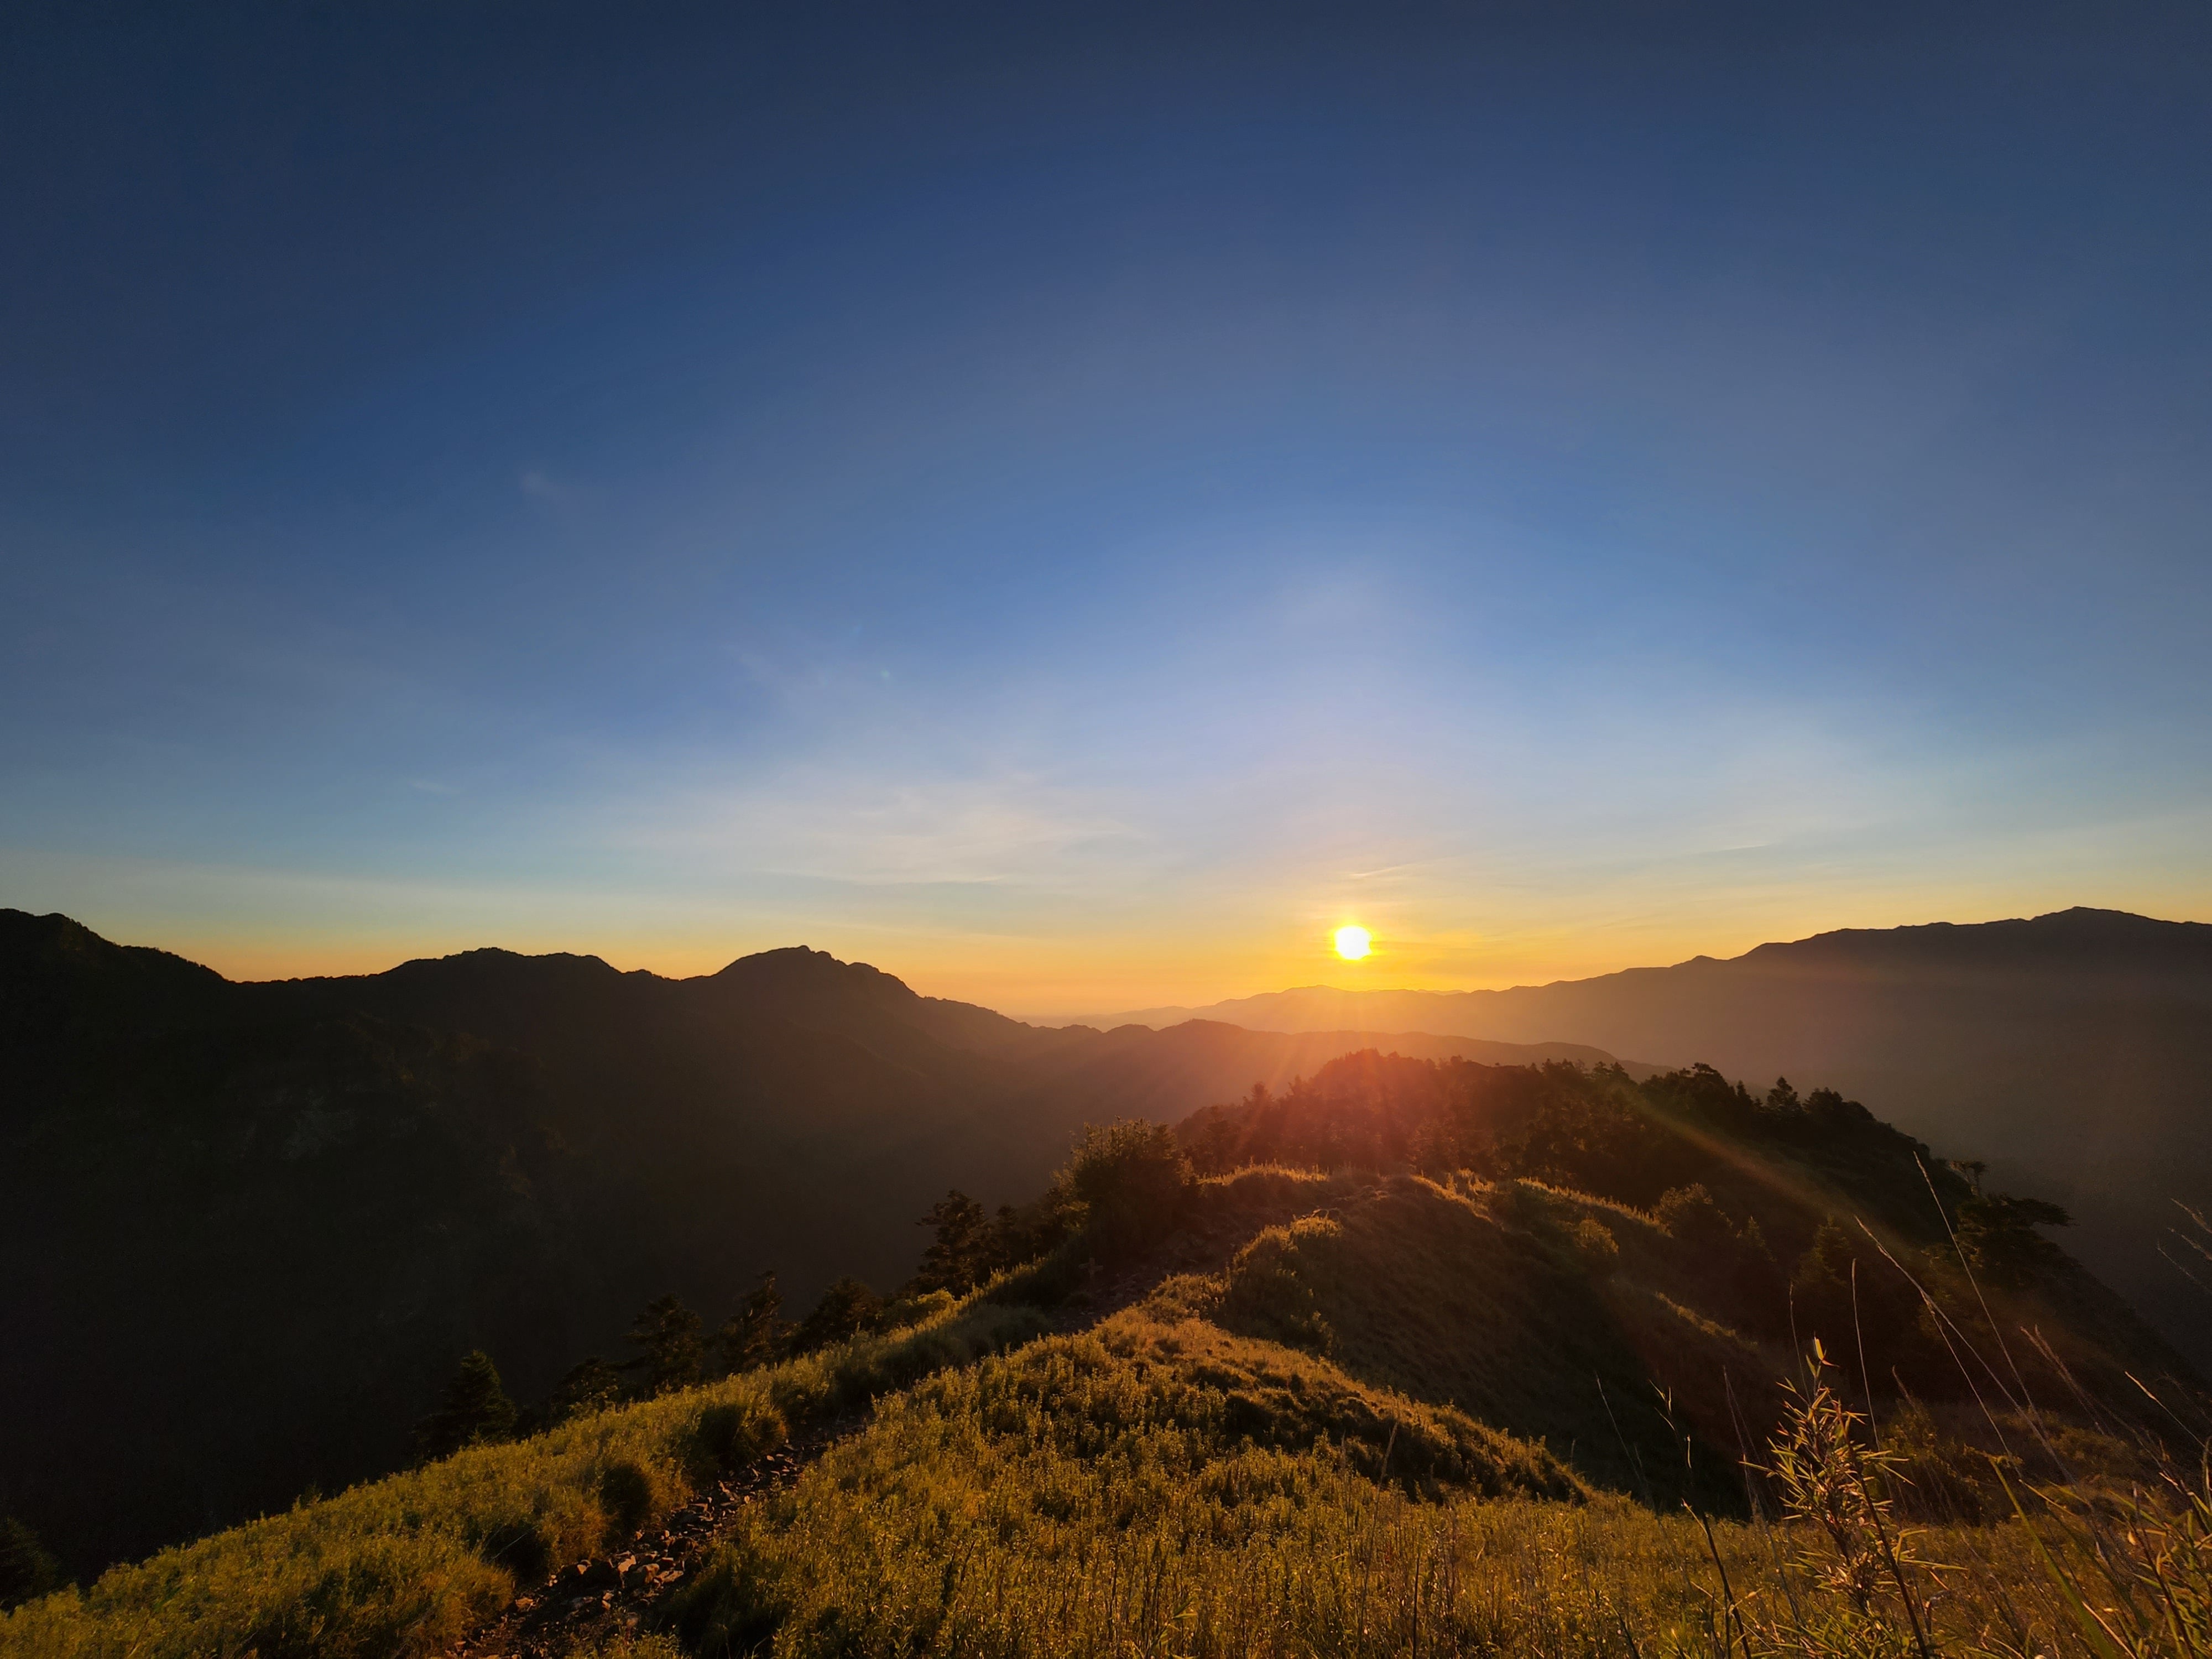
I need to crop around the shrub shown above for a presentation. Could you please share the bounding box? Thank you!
[1220,1219,1338,1353]
[0,1521,61,1612]
[597,1460,658,1536]
[545,1357,624,1425]
[1572,1217,1620,1276]
[688,1400,788,1480]
[877,1288,956,1332]
[982,1240,1084,1310]
[1655,1183,1734,1249]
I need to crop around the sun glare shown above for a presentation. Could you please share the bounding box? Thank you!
[1333,925,1371,961]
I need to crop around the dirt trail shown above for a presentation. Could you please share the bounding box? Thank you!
[446,1419,850,1659]
[447,1185,1326,1656]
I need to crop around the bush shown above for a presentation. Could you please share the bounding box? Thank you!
[877,1288,956,1332]
[545,1357,624,1425]
[982,1240,1084,1310]
[1220,1219,1338,1353]
[689,1401,788,1479]
[1572,1217,1620,1276]
[1655,1183,1734,1249]
[597,1460,658,1536]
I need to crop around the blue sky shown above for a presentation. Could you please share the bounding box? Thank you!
[3,3,2209,1010]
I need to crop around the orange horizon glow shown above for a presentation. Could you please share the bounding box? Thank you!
[51,880,2210,1024]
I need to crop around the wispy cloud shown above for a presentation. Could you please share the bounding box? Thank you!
[519,467,591,513]
[609,768,1150,890]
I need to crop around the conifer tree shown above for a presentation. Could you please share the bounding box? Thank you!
[716,1271,790,1374]
[1957,1193,2072,1286]
[624,1292,705,1396]
[792,1277,882,1353]
[414,1349,518,1460]
[546,1355,624,1423]
[912,1191,990,1293]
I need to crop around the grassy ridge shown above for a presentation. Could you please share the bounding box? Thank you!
[1204,1171,1773,1508]
[669,1314,2192,1658]
[7,1145,2205,1657]
[0,1301,1049,1659]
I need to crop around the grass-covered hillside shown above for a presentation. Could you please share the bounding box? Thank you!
[4,1053,2206,1657]
[0,909,1629,1575]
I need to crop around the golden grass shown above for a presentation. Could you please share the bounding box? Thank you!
[669,1315,2208,1658]
[666,1337,2173,1658]
[8,1159,2205,1659]
[0,1299,1050,1659]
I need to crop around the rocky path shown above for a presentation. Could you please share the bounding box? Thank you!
[447,1191,1312,1656]
[447,1419,853,1659]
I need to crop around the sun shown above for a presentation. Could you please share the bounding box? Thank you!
[1333,925,1372,961]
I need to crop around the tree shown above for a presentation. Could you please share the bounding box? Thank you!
[1790,1217,1927,1381]
[978,1196,1079,1277]
[792,1277,882,1353]
[1957,1193,2071,1287]
[624,1292,705,1397]
[0,1516,62,1609]
[1182,1084,1270,1176]
[1410,1114,1470,1178]
[546,1355,624,1423]
[1947,1158,1989,1196]
[1056,1119,1193,1258]
[1806,1088,1872,1129]
[911,1191,991,1294]
[1791,1218,1863,1349]
[716,1271,791,1373]
[414,1349,518,1460]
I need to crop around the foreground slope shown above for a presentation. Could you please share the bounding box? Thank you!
[6,1052,2201,1656]
[0,910,1621,1574]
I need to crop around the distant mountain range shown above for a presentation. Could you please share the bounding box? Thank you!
[1068,907,2212,1371]
[0,909,1620,1573]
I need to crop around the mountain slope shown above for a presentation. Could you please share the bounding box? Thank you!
[1077,909,2212,1367]
[0,910,1625,1575]
[7,1044,2198,1657]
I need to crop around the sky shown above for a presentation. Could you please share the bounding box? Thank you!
[3,3,2209,1015]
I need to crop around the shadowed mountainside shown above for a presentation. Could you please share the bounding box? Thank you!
[1072,909,2212,1368]
[6,1042,2201,1655]
[0,909,1618,1575]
